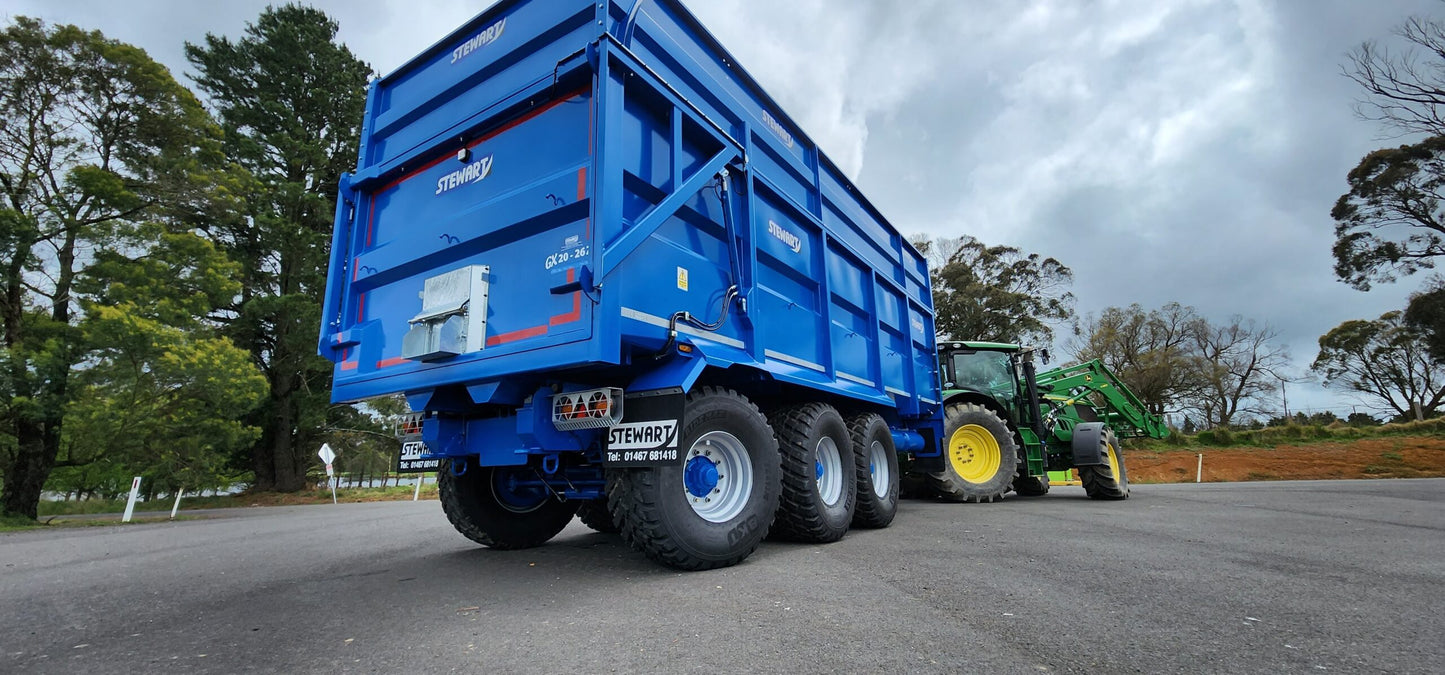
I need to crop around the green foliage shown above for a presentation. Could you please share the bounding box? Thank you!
[914,234,1074,344]
[1330,137,1445,290]
[62,303,267,494]
[0,17,240,518]
[1313,310,1443,420]
[1338,16,1445,289]
[1347,411,1382,426]
[1071,303,1202,418]
[1195,428,1234,446]
[1134,416,1445,450]
[1074,305,1287,428]
[185,5,373,492]
[1405,281,1445,362]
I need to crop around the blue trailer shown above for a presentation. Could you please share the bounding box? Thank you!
[319,0,944,570]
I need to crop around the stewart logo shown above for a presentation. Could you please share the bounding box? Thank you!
[761,111,794,149]
[435,154,494,195]
[452,18,507,64]
[768,220,802,253]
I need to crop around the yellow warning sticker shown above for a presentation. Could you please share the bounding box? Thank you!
[676,267,689,291]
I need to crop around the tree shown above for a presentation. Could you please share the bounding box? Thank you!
[1404,279,1445,361]
[0,18,231,518]
[1070,303,1203,418]
[1188,317,1289,429]
[61,230,268,498]
[912,234,1074,344]
[1330,136,1445,290]
[1313,310,1443,420]
[1346,16,1445,139]
[1333,16,1445,290]
[186,5,372,492]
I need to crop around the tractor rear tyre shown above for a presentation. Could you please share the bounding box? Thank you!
[609,387,781,570]
[1012,474,1050,496]
[848,413,898,529]
[576,500,619,533]
[1080,431,1130,500]
[769,403,857,542]
[438,462,579,550]
[929,403,1019,503]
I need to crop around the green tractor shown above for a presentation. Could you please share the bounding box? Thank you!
[918,341,1170,502]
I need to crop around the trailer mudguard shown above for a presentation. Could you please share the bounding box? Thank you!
[1071,422,1112,467]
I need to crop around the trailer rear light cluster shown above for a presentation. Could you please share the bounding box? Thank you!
[551,387,624,430]
[396,412,426,440]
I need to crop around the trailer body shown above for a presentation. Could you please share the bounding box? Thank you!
[320,0,942,445]
[318,0,942,568]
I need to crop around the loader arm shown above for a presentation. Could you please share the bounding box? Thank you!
[1035,360,1170,439]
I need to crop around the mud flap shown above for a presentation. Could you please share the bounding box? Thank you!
[1071,422,1110,467]
[602,389,686,467]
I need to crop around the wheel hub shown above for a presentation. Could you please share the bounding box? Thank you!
[684,431,753,523]
[684,455,720,498]
[948,424,1002,484]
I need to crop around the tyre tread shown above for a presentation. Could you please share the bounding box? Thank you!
[930,403,1018,503]
[769,402,855,543]
[609,386,778,570]
[848,413,898,529]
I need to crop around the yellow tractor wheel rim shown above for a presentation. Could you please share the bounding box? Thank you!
[1105,443,1122,483]
[948,424,1001,484]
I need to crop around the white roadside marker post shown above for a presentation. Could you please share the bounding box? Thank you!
[413,473,423,501]
[170,490,184,519]
[122,477,142,523]
[318,443,338,504]
[1196,453,1203,483]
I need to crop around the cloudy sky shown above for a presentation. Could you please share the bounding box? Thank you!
[9,0,1439,416]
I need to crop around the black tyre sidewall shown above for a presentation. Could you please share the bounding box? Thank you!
[773,404,856,542]
[439,463,579,549]
[1012,474,1049,496]
[1109,431,1131,496]
[576,500,619,533]
[850,413,898,528]
[619,389,781,568]
[935,403,1019,501]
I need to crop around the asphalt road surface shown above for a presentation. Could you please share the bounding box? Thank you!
[2,479,1441,674]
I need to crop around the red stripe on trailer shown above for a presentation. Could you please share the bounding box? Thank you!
[356,293,366,323]
[550,269,581,326]
[376,356,409,369]
[486,324,548,346]
[577,167,590,238]
[340,361,358,371]
[363,199,376,248]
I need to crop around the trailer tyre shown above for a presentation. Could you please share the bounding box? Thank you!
[929,403,1019,503]
[438,462,579,550]
[769,403,857,542]
[609,387,781,571]
[1080,431,1130,500]
[576,500,619,533]
[848,413,899,528]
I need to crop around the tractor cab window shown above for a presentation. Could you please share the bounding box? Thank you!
[949,350,1016,404]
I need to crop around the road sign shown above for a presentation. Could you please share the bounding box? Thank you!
[318,444,339,504]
